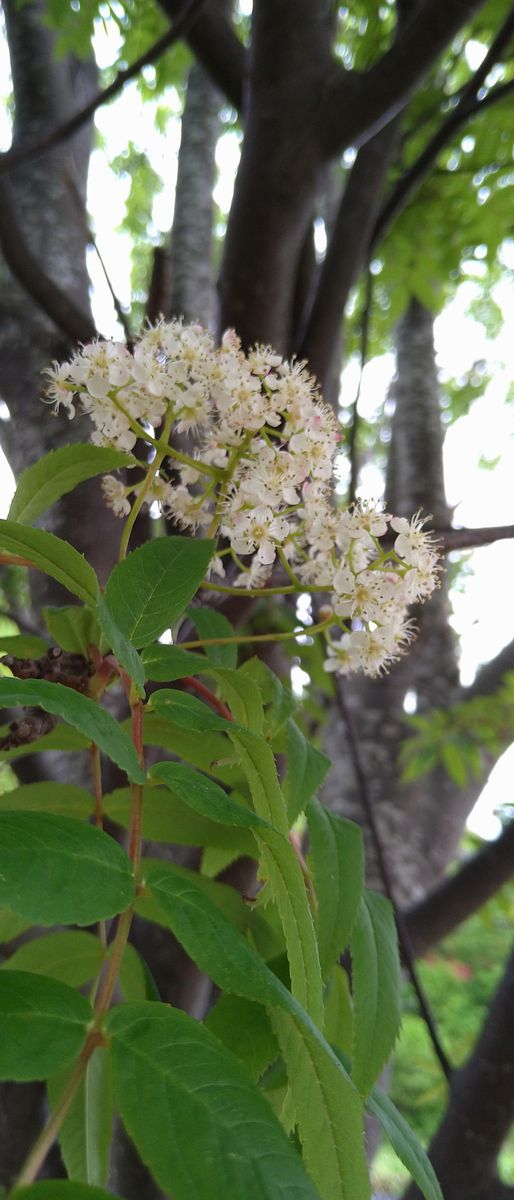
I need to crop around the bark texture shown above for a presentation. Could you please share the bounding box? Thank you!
[0,0,121,601]
[322,299,462,902]
[166,58,222,327]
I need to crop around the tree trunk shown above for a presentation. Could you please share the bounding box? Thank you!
[166,57,222,327]
[404,941,514,1200]
[322,299,462,901]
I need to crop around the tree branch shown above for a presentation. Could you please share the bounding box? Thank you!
[404,939,514,1199]
[0,178,97,344]
[157,0,245,111]
[434,524,514,552]
[405,821,514,958]
[65,170,133,347]
[464,636,514,702]
[0,0,210,177]
[297,119,399,396]
[320,0,490,158]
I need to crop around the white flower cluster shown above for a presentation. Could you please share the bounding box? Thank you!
[44,319,440,677]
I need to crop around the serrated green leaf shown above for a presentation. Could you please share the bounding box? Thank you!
[0,971,91,1080]
[228,728,288,834]
[201,845,240,877]
[143,859,290,1009]
[0,812,135,925]
[103,537,214,648]
[43,606,101,655]
[142,862,369,1200]
[97,596,145,693]
[117,942,149,1003]
[0,907,32,943]
[108,1002,321,1200]
[0,634,48,658]
[0,521,98,606]
[140,713,243,788]
[210,666,264,733]
[226,727,323,1024]
[366,1082,443,1200]
[255,826,323,1025]
[12,1184,120,1199]
[149,758,320,1019]
[187,607,237,667]
[148,761,271,831]
[0,781,92,818]
[2,931,103,985]
[104,785,256,854]
[0,678,145,783]
[350,891,402,1095]
[49,1049,113,1188]
[307,799,364,977]
[271,1009,369,1200]
[284,720,331,824]
[140,644,210,681]
[138,859,249,933]
[240,658,296,736]
[8,445,136,525]
[205,994,279,1082]
[323,965,353,1054]
[151,688,232,731]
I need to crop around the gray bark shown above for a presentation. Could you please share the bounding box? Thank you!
[323,298,462,902]
[0,0,122,600]
[167,59,222,327]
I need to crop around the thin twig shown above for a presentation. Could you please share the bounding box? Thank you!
[2,0,206,176]
[0,0,208,176]
[335,679,453,1081]
[65,169,133,347]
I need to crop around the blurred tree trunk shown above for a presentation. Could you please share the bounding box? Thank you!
[0,0,121,599]
[322,298,462,901]
[1,0,513,1192]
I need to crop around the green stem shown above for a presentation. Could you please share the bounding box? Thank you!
[109,394,160,449]
[90,742,106,952]
[118,405,177,560]
[91,743,104,830]
[12,1033,104,1189]
[164,443,222,479]
[94,905,133,1017]
[178,619,332,651]
[277,546,305,589]
[201,580,329,597]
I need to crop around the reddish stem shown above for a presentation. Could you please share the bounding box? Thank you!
[183,675,233,722]
[0,553,36,568]
[128,697,145,881]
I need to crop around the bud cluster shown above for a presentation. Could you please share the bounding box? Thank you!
[44,320,440,676]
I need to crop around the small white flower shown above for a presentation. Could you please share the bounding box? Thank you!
[101,475,130,518]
